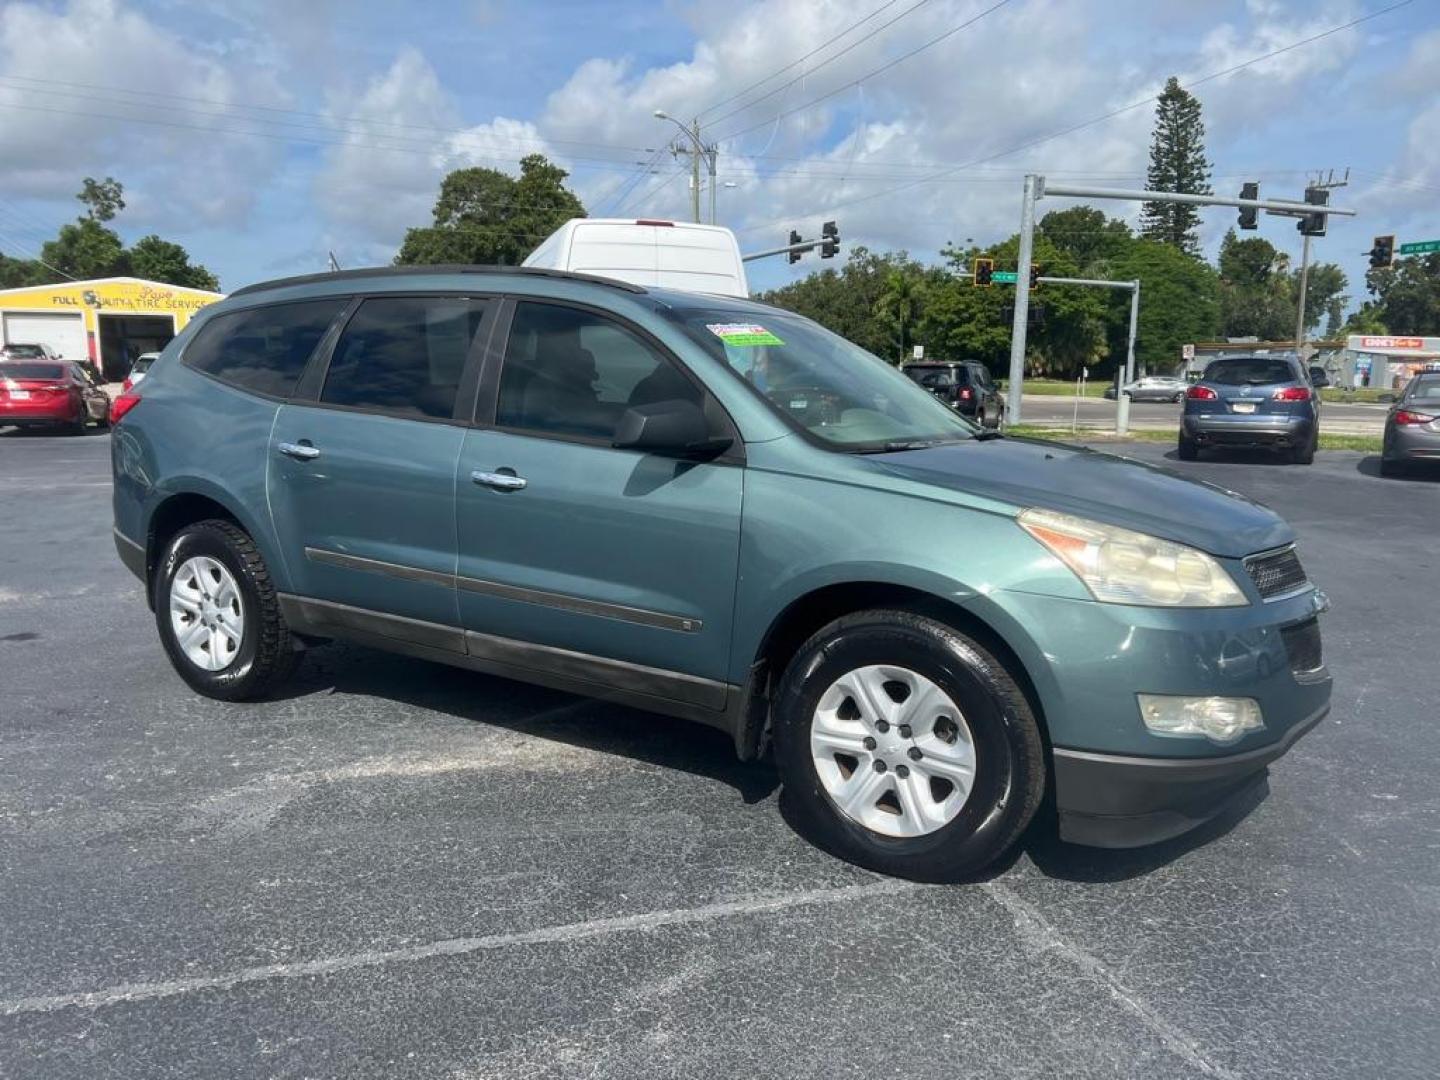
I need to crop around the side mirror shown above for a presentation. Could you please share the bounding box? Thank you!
[1309,368,1330,388]
[613,399,732,458]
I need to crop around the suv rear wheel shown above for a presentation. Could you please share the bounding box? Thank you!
[155,519,299,700]
[772,610,1045,881]
[1177,433,1199,461]
[1291,430,1317,465]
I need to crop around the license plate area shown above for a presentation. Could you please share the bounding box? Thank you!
[1231,401,1256,414]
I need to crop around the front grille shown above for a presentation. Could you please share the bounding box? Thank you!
[1281,618,1324,677]
[1245,546,1308,599]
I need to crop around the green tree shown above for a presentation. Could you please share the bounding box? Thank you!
[41,219,125,279]
[874,268,924,364]
[127,235,220,291]
[77,176,125,222]
[759,246,924,358]
[1140,77,1212,256]
[1109,238,1220,372]
[1360,253,1440,334]
[1217,231,1293,339]
[1296,262,1348,338]
[1038,206,1133,272]
[0,251,45,288]
[396,154,586,266]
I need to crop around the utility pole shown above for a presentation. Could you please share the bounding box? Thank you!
[653,110,718,225]
[1006,174,1039,425]
[1293,169,1348,358]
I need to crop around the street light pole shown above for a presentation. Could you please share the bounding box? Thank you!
[653,110,718,225]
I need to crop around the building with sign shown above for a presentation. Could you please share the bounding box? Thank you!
[1345,335,1440,390]
[0,277,224,381]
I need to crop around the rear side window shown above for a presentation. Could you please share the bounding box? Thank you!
[320,296,487,420]
[1203,358,1296,386]
[1,363,64,380]
[185,300,346,398]
[2,344,46,359]
[1405,376,1440,403]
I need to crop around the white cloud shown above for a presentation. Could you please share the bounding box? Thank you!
[0,0,288,226]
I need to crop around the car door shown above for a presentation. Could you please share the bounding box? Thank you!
[454,298,743,707]
[71,363,109,421]
[267,294,493,636]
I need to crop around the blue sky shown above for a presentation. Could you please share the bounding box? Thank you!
[0,0,1435,305]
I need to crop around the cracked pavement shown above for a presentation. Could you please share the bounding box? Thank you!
[1,430,1436,1078]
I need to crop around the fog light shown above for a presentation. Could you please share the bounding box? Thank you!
[1137,694,1264,744]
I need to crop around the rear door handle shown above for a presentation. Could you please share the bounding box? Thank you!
[471,470,527,491]
[278,441,320,461]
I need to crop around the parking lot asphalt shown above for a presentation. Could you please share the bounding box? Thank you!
[2,427,1437,1079]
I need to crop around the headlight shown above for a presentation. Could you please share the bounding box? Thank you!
[1018,508,1247,607]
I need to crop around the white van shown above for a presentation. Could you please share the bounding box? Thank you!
[523,218,749,297]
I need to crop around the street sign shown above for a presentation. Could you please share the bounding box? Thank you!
[1181,343,1196,361]
[1398,240,1440,255]
[992,271,1018,284]
[912,345,924,360]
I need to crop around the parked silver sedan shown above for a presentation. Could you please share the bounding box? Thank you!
[1381,372,1440,477]
[1103,375,1189,403]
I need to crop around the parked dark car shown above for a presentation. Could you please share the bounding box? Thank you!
[901,361,1004,427]
[1380,372,1440,477]
[0,359,110,433]
[1180,355,1320,464]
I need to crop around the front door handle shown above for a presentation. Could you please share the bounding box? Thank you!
[278,441,320,461]
[471,469,527,491]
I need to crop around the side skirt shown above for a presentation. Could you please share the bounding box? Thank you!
[276,593,744,736]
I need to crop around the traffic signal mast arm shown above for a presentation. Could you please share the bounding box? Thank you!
[1039,182,1357,222]
[742,222,841,264]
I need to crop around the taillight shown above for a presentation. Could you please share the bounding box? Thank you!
[1186,385,1218,400]
[1394,409,1437,425]
[959,387,973,400]
[1272,386,1311,402]
[121,376,133,393]
[110,389,141,424]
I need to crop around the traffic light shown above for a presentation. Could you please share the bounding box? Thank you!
[820,220,839,258]
[1297,186,1329,237]
[1238,182,1259,230]
[1029,263,1042,289]
[1368,235,1395,269]
[787,229,803,264]
[973,257,993,287]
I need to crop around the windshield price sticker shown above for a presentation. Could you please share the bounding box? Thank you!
[707,323,784,347]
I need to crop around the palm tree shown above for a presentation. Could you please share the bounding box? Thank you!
[875,269,922,364]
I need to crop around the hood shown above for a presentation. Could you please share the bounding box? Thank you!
[865,437,1291,558]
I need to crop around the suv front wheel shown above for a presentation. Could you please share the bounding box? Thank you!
[773,610,1045,881]
[155,519,299,700]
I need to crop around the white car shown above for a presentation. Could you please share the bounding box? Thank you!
[122,352,160,392]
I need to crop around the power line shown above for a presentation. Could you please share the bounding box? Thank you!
[734,0,1415,233]
[696,0,906,120]
[714,0,1013,140]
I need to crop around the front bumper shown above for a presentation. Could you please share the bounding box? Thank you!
[1053,701,1329,847]
[1183,412,1313,448]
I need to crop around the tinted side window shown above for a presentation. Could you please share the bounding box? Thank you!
[497,302,701,440]
[185,300,346,398]
[321,297,487,419]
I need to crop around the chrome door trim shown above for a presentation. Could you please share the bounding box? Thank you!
[304,546,453,588]
[456,574,701,633]
[302,546,701,632]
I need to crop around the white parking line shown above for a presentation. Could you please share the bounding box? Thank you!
[0,879,917,1017]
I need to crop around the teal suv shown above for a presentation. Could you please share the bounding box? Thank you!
[111,267,1332,880]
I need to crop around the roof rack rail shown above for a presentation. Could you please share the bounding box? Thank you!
[227,264,648,299]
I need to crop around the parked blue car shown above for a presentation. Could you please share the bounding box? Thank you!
[111,267,1331,880]
[1180,355,1321,463]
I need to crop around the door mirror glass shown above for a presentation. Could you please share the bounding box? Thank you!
[613,399,731,458]
[1308,366,1330,388]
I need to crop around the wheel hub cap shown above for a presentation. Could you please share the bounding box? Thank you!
[810,664,977,838]
[169,556,244,672]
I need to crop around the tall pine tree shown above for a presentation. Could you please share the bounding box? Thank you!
[1140,77,1212,257]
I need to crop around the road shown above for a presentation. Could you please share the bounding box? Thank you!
[1,427,1437,1078]
[1017,394,1388,435]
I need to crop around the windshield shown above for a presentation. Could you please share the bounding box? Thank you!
[660,303,977,449]
[1203,358,1295,386]
[1,362,64,380]
[2,344,45,359]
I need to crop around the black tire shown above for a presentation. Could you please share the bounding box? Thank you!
[1291,430,1316,465]
[154,518,299,700]
[1172,392,1185,404]
[1177,434,1199,461]
[772,610,1045,882]
[67,413,87,436]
